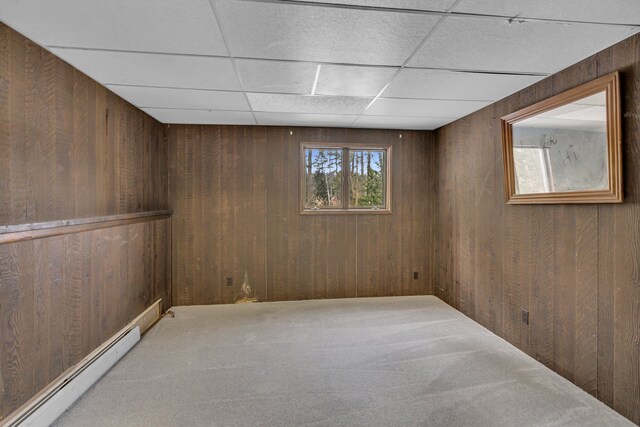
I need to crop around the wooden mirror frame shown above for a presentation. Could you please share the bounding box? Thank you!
[501,71,622,204]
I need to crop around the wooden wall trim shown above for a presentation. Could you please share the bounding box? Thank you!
[0,210,172,245]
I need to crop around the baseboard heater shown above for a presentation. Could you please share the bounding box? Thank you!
[2,299,162,427]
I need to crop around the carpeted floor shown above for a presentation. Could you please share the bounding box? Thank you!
[55,296,633,426]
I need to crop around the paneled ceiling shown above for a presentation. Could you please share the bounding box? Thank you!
[1,0,639,129]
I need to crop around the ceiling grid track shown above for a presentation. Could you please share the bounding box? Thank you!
[241,0,640,27]
[46,45,551,77]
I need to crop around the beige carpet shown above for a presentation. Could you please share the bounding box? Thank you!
[55,296,633,426]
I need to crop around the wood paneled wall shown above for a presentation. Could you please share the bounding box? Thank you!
[0,219,170,417]
[434,33,640,424]
[0,24,170,419]
[0,23,168,226]
[168,126,435,305]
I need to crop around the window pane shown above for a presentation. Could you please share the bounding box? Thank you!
[349,150,385,208]
[304,148,343,208]
[513,147,551,194]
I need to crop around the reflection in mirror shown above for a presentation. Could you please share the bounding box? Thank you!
[512,91,608,194]
[501,72,621,204]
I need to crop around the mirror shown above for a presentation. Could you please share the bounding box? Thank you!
[501,72,622,204]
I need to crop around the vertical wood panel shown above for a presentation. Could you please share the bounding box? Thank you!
[200,126,220,304]
[62,233,82,369]
[251,127,268,302]
[266,127,288,302]
[220,127,236,304]
[32,239,51,392]
[434,32,640,424]
[574,207,598,394]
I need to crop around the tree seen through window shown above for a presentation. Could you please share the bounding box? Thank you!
[349,150,384,208]
[303,145,388,211]
[304,148,343,208]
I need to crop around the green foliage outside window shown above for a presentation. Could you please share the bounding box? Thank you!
[304,148,343,208]
[349,150,384,208]
[304,146,387,211]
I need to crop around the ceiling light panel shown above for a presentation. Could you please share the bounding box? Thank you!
[212,0,441,66]
[365,98,491,117]
[248,93,372,115]
[255,112,358,127]
[353,116,455,130]
[51,49,242,90]
[315,65,398,97]
[310,65,322,95]
[454,0,640,25]
[0,0,228,55]
[408,16,638,74]
[142,109,256,125]
[106,86,250,111]
[293,0,457,11]
[235,59,317,94]
[383,69,544,101]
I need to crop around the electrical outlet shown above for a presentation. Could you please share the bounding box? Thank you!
[521,309,529,325]
[413,271,419,280]
[226,276,233,287]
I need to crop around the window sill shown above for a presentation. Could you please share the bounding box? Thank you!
[300,209,392,215]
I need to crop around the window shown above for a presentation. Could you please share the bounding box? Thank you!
[301,143,391,213]
[513,146,555,194]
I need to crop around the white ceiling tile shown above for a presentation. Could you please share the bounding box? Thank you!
[248,94,372,115]
[255,112,358,127]
[51,49,242,90]
[213,0,441,66]
[106,86,249,111]
[0,0,228,55]
[408,16,638,73]
[315,65,398,97]
[383,69,545,101]
[353,115,455,130]
[142,108,255,125]
[365,98,491,117]
[235,59,317,94]
[294,0,457,11]
[454,0,640,25]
